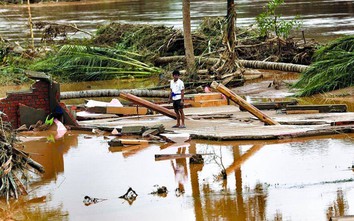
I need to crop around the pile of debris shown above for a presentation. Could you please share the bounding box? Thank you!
[0,119,44,201]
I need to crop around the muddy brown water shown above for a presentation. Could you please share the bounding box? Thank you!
[1,0,354,43]
[2,131,351,220]
[1,1,354,219]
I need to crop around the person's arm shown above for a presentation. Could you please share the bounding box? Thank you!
[180,80,185,103]
[181,89,184,103]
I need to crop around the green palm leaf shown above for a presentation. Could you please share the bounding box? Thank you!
[293,43,354,96]
[31,45,160,81]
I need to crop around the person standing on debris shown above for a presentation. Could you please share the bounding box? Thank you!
[169,70,186,128]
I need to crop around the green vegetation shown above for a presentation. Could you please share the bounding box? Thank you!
[293,35,354,96]
[256,0,302,38]
[31,45,160,81]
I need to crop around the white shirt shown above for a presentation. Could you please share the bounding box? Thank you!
[170,79,184,100]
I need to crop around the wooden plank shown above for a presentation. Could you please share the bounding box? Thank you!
[86,106,107,114]
[187,99,228,107]
[286,110,320,115]
[155,154,202,161]
[192,93,223,102]
[286,104,347,113]
[119,93,177,119]
[106,106,148,115]
[108,138,149,146]
[211,81,279,125]
[239,100,298,111]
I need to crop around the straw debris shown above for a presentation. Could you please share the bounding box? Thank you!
[0,118,45,202]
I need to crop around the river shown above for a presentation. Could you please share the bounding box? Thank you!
[1,0,354,43]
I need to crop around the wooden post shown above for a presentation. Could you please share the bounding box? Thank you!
[211,81,279,125]
[119,93,177,119]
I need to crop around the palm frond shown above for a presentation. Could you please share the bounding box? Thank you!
[31,45,160,81]
[293,47,354,96]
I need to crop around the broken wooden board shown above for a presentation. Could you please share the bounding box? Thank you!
[119,93,177,119]
[187,99,228,107]
[108,138,149,146]
[106,106,148,115]
[185,92,228,107]
[155,154,203,161]
[286,110,320,115]
[86,106,107,114]
[211,81,279,125]
[239,100,298,111]
[286,104,347,113]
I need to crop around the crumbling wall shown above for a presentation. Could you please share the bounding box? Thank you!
[0,81,51,128]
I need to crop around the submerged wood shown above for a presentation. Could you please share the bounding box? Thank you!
[155,153,203,161]
[211,81,279,125]
[239,100,298,111]
[155,56,309,73]
[61,89,170,100]
[286,104,347,113]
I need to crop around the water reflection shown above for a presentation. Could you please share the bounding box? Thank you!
[326,188,349,220]
[3,132,352,220]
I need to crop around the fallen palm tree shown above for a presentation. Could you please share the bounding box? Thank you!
[293,35,354,96]
[155,55,308,73]
[60,89,170,100]
[31,45,160,81]
[0,118,44,202]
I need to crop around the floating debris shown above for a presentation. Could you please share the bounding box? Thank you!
[0,119,45,202]
[151,185,168,197]
[83,196,107,206]
[189,154,204,164]
[119,187,138,205]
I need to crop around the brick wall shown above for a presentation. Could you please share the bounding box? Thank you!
[0,81,51,128]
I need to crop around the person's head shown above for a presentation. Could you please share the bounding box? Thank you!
[172,70,180,81]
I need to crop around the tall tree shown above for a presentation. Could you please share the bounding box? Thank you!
[182,0,196,80]
[227,0,236,52]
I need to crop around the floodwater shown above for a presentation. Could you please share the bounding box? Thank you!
[2,131,352,220]
[1,0,354,43]
[1,1,354,220]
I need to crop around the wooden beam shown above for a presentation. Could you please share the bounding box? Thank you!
[286,104,347,113]
[155,154,203,161]
[119,93,177,119]
[286,110,319,115]
[239,100,298,111]
[108,138,149,146]
[106,106,148,115]
[211,81,279,125]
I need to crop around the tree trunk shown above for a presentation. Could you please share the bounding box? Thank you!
[27,0,34,48]
[227,0,236,52]
[182,0,197,80]
[60,89,170,100]
[154,55,308,73]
